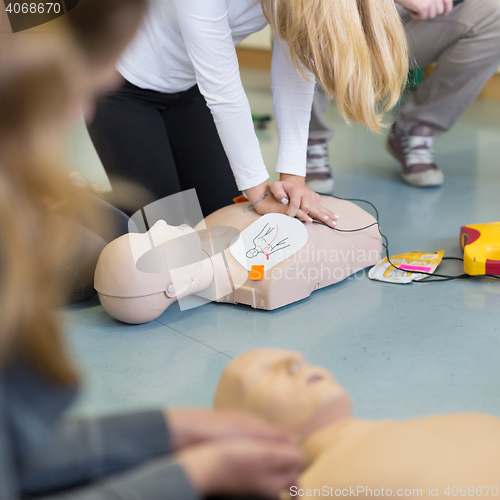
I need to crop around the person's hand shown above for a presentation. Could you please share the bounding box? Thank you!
[178,439,303,498]
[165,409,298,451]
[244,180,315,223]
[397,0,453,19]
[270,174,338,227]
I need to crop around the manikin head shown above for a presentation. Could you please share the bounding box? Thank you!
[94,220,214,324]
[214,349,353,437]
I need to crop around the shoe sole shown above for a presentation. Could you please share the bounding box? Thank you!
[306,177,335,194]
[385,141,444,187]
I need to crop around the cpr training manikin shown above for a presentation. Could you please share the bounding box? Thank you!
[214,348,500,499]
[94,194,382,324]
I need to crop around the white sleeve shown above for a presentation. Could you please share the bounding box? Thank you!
[271,35,316,177]
[171,0,269,192]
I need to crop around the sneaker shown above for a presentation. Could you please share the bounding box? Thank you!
[386,124,444,187]
[306,139,335,194]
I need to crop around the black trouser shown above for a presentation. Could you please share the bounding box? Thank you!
[88,80,239,217]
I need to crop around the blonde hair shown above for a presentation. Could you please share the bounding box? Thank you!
[261,0,409,132]
[0,36,92,385]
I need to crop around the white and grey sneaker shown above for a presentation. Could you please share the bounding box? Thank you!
[305,139,335,194]
[386,124,444,187]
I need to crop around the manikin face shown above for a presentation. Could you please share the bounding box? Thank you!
[214,349,350,435]
[96,220,203,296]
[128,220,195,274]
[144,220,190,247]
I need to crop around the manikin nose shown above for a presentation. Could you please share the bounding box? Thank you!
[287,356,307,375]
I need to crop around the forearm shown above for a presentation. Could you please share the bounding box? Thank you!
[20,410,170,495]
[208,99,270,192]
[271,36,316,178]
[244,180,270,204]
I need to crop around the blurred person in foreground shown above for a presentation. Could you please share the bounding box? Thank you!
[0,20,302,500]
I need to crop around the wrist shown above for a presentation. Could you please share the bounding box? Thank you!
[178,445,223,496]
[280,173,305,185]
[165,409,201,450]
[244,180,270,204]
[164,410,183,450]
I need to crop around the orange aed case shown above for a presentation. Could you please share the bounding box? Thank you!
[460,222,500,276]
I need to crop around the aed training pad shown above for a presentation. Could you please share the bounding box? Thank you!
[229,214,308,272]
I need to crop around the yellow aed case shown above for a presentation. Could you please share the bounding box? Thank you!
[460,222,500,276]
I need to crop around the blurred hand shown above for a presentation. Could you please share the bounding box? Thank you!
[397,0,453,19]
[166,409,298,451]
[269,174,338,227]
[178,439,303,498]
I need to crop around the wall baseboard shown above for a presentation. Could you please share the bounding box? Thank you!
[236,48,272,70]
[478,74,500,101]
[425,64,500,101]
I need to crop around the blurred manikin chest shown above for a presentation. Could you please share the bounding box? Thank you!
[299,415,500,499]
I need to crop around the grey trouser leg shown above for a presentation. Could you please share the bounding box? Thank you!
[396,0,500,135]
[309,0,500,139]
[308,83,335,141]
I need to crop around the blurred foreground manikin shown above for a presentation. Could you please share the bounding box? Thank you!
[95,196,382,324]
[214,349,500,499]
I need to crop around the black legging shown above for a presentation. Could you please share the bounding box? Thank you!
[88,80,239,217]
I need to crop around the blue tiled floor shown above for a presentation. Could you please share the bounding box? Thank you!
[64,71,500,422]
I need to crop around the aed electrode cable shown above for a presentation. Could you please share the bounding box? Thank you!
[310,194,500,283]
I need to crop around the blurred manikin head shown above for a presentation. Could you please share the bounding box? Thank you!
[214,349,353,436]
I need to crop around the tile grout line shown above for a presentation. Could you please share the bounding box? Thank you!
[155,321,233,359]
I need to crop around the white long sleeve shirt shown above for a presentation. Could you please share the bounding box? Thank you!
[117,0,316,191]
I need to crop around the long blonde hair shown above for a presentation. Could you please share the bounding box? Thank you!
[0,37,90,385]
[261,0,408,132]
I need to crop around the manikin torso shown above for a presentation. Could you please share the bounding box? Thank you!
[300,415,500,498]
[213,349,500,500]
[200,196,381,310]
[95,196,382,323]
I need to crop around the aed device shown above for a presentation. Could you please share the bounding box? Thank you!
[460,222,500,276]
